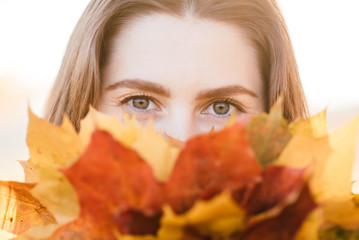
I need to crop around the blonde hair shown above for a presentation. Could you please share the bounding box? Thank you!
[45,0,308,130]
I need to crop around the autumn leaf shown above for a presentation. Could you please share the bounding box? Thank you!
[246,99,292,166]
[239,184,317,240]
[290,109,328,137]
[54,130,164,239]
[132,120,180,183]
[318,116,359,227]
[114,233,158,240]
[18,160,39,183]
[294,209,323,240]
[166,122,261,214]
[13,223,60,240]
[0,181,56,235]
[275,135,332,218]
[79,107,142,148]
[14,169,79,240]
[318,225,359,240]
[29,168,79,225]
[278,116,359,228]
[233,166,306,215]
[159,192,246,239]
[26,108,81,169]
[79,108,180,183]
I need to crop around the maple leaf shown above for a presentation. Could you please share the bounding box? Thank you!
[278,116,359,229]
[53,130,164,239]
[233,166,306,215]
[246,99,292,166]
[318,116,359,227]
[289,109,328,137]
[318,225,359,239]
[14,170,80,239]
[13,224,60,240]
[294,209,323,240]
[79,107,142,148]
[18,108,83,187]
[0,181,56,235]
[166,122,261,214]
[238,184,317,240]
[26,108,82,170]
[79,108,180,183]
[132,120,180,183]
[18,160,39,183]
[12,110,82,239]
[159,192,246,239]
[29,168,79,225]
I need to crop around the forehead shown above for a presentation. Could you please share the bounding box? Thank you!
[104,14,261,93]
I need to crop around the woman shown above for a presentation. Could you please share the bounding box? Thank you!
[45,0,308,140]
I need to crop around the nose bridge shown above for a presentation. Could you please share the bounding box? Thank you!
[161,106,196,142]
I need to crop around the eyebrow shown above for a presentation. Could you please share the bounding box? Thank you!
[106,79,171,97]
[196,85,258,100]
[106,79,257,99]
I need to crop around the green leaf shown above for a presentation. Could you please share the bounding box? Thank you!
[246,99,292,166]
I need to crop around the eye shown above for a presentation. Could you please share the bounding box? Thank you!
[212,102,230,115]
[119,94,160,112]
[202,99,246,117]
[132,97,150,109]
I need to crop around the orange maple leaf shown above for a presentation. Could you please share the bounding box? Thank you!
[56,130,164,239]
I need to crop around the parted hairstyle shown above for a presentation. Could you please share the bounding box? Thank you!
[45,0,308,130]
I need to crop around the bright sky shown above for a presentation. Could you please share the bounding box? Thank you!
[279,0,359,112]
[0,1,358,238]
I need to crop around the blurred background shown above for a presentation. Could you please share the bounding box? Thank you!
[0,1,358,237]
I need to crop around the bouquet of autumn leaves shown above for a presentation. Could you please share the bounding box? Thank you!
[1,101,359,240]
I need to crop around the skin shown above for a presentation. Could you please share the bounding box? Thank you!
[98,14,264,141]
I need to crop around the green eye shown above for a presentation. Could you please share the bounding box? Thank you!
[132,97,150,109]
[213,102,230,115]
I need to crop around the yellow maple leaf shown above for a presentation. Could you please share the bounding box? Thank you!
[294,209,323,240]
[0,181,56,235]
[278,115,359,237]
[132,120,180,182]
[29,168,79,225]
[26,108,81,169]
[290,109,328,138]
[79,107,142,148]
[276,134,331,196]
[114,232,157,240]
[319,116,359,227]
[159,192,246,239]
[17,160,39,183]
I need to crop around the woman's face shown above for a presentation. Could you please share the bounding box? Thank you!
[98,14,264,141]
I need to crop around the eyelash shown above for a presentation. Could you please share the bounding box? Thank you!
[118,93,247,114]
[202,98,247,115]
[119,93,155,104]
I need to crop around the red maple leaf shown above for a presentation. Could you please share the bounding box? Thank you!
[166,123,262,214]
[239,184,317,240]
[233,165,306,215]
[57,130,164,239]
